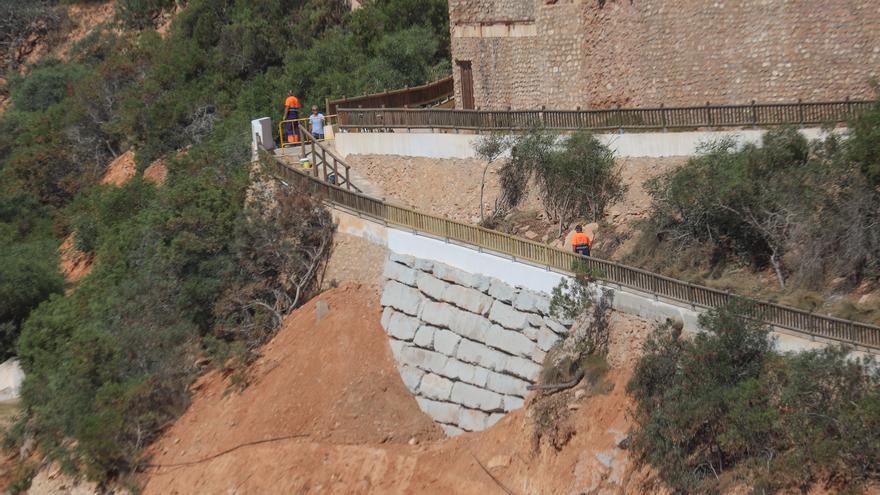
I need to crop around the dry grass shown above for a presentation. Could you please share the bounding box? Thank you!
[0,401,19,430]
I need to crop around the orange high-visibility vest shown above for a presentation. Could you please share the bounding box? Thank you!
[285,95,301,109]
[572,232,591,248]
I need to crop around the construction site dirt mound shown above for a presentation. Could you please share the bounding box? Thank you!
[344,153,686,255]
[321,233,386,292]
[344,154,504,223]
[143,160,168,185]
[142,284,662,494]
[100,150,137,186]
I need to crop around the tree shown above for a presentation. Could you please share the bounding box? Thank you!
[472,133,511,224]
[495,129,626,234]
[627,302,880,493]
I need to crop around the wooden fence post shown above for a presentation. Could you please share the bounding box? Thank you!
[660,103,667,132]
[751,99,757,128]
[798,98,804,126]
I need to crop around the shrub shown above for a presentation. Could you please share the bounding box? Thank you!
[641,120,880,291]
[627,304,880,493]
[0,195,64,360]
[115,0,175,30]
[0,0,67,72]
[10,62,86,113]
[212,171,335,355]
[494,129,626,233]
[0,243,65,360]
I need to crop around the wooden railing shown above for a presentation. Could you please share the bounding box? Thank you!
[269,157,880,351]
[294,127,361,192]
[328,76,454,115]
[337,99,876,132]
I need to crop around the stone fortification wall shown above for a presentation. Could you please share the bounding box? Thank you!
[448,0,534,22]
[380,252,568,436]
[450,0,880,110]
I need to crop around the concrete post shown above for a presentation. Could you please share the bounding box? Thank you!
[251,117,274,161]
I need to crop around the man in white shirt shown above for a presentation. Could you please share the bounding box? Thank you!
[309,106,326,140]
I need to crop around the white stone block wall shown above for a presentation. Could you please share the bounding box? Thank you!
[381,252,568,435]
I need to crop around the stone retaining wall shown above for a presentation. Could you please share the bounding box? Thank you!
[450,0,880,109]
[380,252,568,436]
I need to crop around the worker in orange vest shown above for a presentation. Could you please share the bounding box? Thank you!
[282,91,301,144]
[571,224,592,257]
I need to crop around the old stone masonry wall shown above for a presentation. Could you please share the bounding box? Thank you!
[380,252,569,436]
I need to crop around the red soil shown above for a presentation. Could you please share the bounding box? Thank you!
[58,234,93,284]
[100,150,137,187]
[142,284,658,494]
[143,160,168,185]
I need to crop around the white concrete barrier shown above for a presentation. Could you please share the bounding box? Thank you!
[0,359,24,402]
[331,208,873,359]
[335,127,836,159]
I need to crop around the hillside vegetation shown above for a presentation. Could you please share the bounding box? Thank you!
[629,305,880,493]
[619,108,880,322]
[0,0,449,484]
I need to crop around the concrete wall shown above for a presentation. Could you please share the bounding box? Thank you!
[0,359,24,402]
[449,0,880,110]
[335,127,832,159]
[330,202,874,434]
[380,253,565,435]
[329,207,873,359]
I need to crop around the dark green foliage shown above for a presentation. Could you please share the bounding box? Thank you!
[495,129,626,230]
[115,0,175,30]
[0,195,64,360]
[67,180,157,254]
[847,95,880,188]
[9,62,87,112]
[641,113,880,290]
[628,305,880,493]
[1,0,448,481]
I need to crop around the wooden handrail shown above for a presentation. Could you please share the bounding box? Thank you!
[328,76,454,115]
[337,99,876,132]
[296,127,361,193]
[269,156,880,351]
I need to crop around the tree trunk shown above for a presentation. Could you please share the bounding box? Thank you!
[769,250,786,289]
[479,160,492,223]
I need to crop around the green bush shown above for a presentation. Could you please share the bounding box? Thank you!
[0,243,64,360]
[494,129,626,231]
[2,0,450,482]
[0,195,64,360]
[628,304,880,493]
[10,62,87,112]
[115,0,175,30]
[641,117,880,290]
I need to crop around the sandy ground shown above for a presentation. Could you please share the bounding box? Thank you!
[344,153,687,257]
[344,154,503,223]
[100,150,137,186]
[21,1,115,68]
[143,160,168,185]
[321,233,386,293]
[141,285,662,494]
[58,234,94,284]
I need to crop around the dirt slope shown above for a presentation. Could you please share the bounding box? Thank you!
[344,153,686,247]
[100,150,137,186]
[143,285,660,494]
[58,234,94,284]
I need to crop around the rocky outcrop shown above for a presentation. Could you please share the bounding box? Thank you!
[381,252,569,435]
